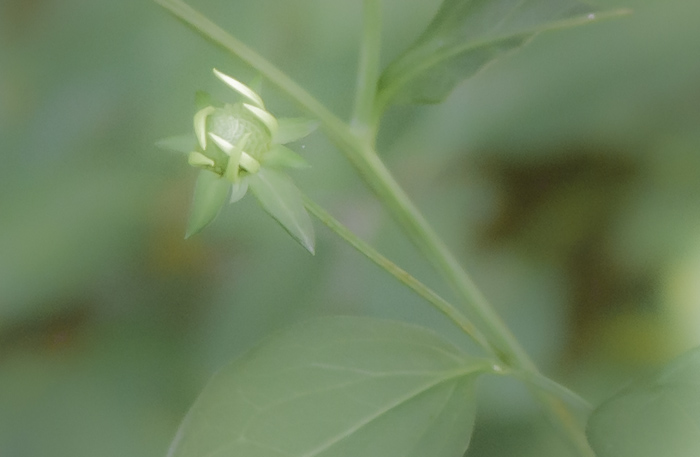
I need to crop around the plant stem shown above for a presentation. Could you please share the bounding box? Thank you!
[303,195,495,356]
[515,372,597,456]
[354,148,527,364]
[156,0,522,366]
[345,147,597,457]
[355,147,596,457]
[351,0,382,137]
[156,2,596,453]
[518,370,593,415]
[154,0,356,152]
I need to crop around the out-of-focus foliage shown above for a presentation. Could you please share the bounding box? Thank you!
[587,346,700,457]
[377,0,605,107]
[1,0,699,456]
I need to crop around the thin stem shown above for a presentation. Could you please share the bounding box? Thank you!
[303,195,495,356]
[356,148,596,456]
[156,3,596,453]
[155,0,356,151]
[351,0,382,137]
[353,148,529,366]
[535,391,597,457]
[519,371,593,415]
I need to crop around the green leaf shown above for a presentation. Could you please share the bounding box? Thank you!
[587,346,700,457]
[167,316,487,457]
[185,170,230,238]
[273,117,319,144]
[377,0,628,108]
[262,144,311,169]
[247,168,315,254]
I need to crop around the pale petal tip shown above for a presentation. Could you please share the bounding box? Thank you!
[243,103,278,135]
[208,132,234,153]
[239,152,261,174]
[188,151,215,168]
[194,106,215,150]
[213,68,265,109]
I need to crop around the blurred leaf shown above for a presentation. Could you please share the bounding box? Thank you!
[377,0,626,108]
[272,118,319,144]
[167,316,486,457]
[248,168,315,254]
[586,346,700,457]
[186,170,230,239]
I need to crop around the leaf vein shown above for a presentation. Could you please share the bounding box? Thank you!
[299,369,473,457]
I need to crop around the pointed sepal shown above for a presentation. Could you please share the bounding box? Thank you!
[156,134,198,154]
[185,170,231,238]
[187,151,215,168]
[247,168,315,254]
[229,180,249,203]
[273,118,319,144]
[262,144,310,169]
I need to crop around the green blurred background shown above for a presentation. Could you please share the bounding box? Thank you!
[1,0,699,455]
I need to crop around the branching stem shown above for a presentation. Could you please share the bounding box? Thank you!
[155,1,597,454]
[303,195,495,356]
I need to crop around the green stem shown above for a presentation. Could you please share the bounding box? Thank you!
[307,186,595,456]
[156,0,523,367]
[303,195,495,356]
[518,370,593,415]
[354,148,527,366]
[154,0,356,152]
[514,371,597,455]
[357,148,596,456]
[156,2,596,453]
[535,392,597,457]
[351,0,382,137]
[346,148,597,457]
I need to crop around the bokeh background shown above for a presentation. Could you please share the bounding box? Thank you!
[1,0,699,455]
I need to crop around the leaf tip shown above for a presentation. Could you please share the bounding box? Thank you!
[184,218,204,240]
[302,237,316,255]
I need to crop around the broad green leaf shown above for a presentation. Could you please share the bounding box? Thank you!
[587,346,700,457]
[273,117,319,144]
[262,144,311,169]
[167,316,488,457]
[377,0,628,108]
[185,170,230,238]
[248,167,315,254]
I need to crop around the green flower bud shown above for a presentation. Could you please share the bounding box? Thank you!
[207,104,271,162]
[178,69,319,243]
[186,69,318,183]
